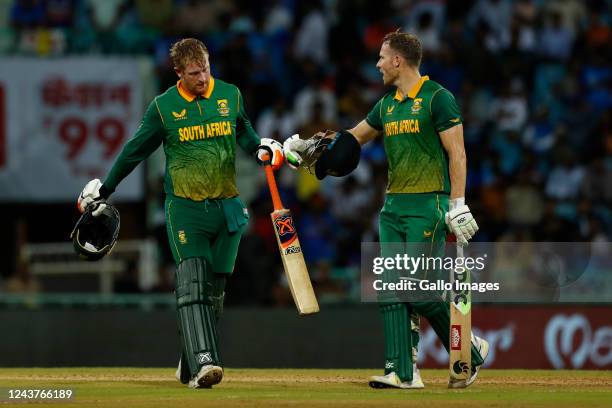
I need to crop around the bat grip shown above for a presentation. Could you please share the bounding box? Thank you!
[456,242,464,258]
[263,163,284,211]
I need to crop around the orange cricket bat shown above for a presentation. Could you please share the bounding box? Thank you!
[263,161,319,315]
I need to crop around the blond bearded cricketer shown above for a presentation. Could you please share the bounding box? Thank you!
[284,31,489,388]
[76,38,283,389]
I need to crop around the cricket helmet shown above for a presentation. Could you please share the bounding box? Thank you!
[70,204,120,261]
[314,130,361,180]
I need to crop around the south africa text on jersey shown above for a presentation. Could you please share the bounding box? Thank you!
[179,121,232,142]
[384,119,420,136]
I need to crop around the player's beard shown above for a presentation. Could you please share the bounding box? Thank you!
[191,81,207,95]
[381,70,397,87]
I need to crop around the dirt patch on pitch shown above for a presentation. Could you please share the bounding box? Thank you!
[474,375,612,387]
[0,373,171,382]
[225,374,364,384]
[0,370,610,388]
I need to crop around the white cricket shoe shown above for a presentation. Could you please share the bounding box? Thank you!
[175,359,181,382]
[176,358,190,384]
[369,365,424,389]
[188,365,224,389]
[448,335,490,389]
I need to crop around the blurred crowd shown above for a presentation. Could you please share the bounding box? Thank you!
[1,0,611,304]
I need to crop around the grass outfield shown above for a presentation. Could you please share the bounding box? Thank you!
[0,368,611,407]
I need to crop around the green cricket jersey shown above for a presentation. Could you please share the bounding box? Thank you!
[104,77,260,201]
[366,76,462,194]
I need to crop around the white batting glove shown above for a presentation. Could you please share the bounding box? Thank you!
[256,138,285,171]
[445,198,478,246]
[283,134,307,170]
[77,178,107,216]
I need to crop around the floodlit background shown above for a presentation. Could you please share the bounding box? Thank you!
[0,0,610,370]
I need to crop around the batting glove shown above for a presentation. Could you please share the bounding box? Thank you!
[77,178,108,217]
[283,134,308,170]
[256,138,285,171]
[445,198,479,246]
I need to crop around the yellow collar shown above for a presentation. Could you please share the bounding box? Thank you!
[394,75,429,101]
[177,77,215,102]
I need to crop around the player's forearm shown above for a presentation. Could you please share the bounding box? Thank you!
[103,101,164,194]
[448,149,466,200]
[103,130,163,193]
[349,120,379,145]
[236,124,260,155]
[103,141,151,193]
[103,157,140,193]
[236,96,261,154]
[439,125,466,200]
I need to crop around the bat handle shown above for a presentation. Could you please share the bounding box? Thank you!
[261,153,284,211]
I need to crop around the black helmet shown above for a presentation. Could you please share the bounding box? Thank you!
[70,204,120,261]
[315,130,361,180]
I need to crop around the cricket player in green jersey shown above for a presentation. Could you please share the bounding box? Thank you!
[77,38,284,389]
[284,31,489,388]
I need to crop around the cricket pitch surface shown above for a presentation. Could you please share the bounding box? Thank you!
[1,368,610,407]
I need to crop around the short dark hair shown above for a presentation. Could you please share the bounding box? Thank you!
[170,38,209,71]
[382,30,422,68]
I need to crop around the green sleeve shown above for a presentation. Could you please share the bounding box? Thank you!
[236,88,261,154]
[365,98,384,130]
[431,89,462,132]
[103,99,164,193]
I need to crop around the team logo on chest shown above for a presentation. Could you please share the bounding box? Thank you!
[217,99,230,116]
[411,98,423,114]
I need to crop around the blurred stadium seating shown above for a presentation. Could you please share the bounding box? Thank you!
[0,0,610,306]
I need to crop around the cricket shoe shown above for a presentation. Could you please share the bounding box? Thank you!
[175,358,189,384]
[448,335,490,389]
[188,365,224,389]
[369,365,424,389]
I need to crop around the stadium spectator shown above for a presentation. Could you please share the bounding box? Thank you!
[293,69,336,128]
[538,11,574,61]
[135,0,173,32]
[45,0,75,28]
[263,0,293,35]
[256,98,296,142]
[10,0,45,29]
[490,79,528,133]
[542,0,588,38]
[468,0,512,53]
[545,149,586,201]
[293,1,329,64]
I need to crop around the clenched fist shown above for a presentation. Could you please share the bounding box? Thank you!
[255,138,285,170]
[445,198,478,246]
[77,179,107,216]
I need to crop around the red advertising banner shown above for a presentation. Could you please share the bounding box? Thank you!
[418,306,612,369]
[0,58,151,202]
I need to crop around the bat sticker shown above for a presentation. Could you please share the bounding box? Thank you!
[273,214,297,248]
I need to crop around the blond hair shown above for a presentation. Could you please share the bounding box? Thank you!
[170,38,209,71]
